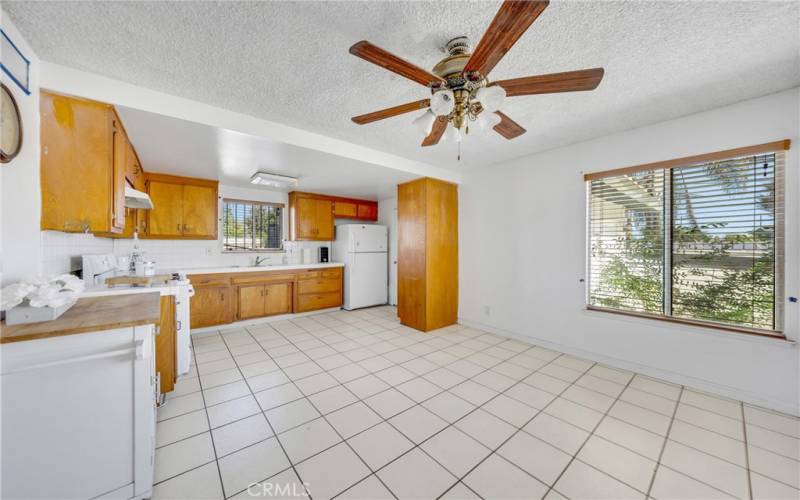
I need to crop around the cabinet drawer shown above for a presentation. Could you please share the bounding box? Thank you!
[297,268,342,280]
[188,274,231,287]
[231,273,296,285]
[297,277,341,295]
[296,292,341,312]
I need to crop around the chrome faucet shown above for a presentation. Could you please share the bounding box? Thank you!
[253,255,269,267]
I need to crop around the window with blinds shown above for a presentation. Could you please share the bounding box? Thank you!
[587,144,785,334]
[222,199,283,252]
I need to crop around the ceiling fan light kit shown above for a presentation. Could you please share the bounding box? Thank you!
[348,0,605,158]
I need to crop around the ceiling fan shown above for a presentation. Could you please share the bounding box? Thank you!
[349,0,604,152]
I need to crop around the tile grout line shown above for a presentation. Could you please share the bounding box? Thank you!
[741,401,754,500]
[257,315,556,500]
[240,320,401,500]
[644,385,684,498]
[152,340,227,492]
[216,326,315,500]
[541,369,637,498]
[173,308,794,500]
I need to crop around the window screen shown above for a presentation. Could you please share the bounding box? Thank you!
[222,199,283,251]
[588,151,784,333]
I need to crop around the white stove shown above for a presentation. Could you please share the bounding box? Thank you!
[81,254,195,376]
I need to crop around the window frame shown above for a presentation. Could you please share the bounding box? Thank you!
[221,198,285,253]
[584,140,790,339]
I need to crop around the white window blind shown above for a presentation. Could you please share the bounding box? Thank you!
[222,199,283,252]
[588,147,785,334]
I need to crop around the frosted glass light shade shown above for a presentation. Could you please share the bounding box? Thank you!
[413,110,436,135]
[444,124,462,143]
[476,85,506,112]
[430,89,455,116]
[474,111,502,131]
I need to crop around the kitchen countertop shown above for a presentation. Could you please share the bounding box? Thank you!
[178,262,344,275]
[79,263,346,298]
[81,283,183,298]
[0,293,161,344]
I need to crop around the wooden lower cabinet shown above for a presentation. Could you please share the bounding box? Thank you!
[190,268,343,328]
[265,283,293,316]
[237,282,292,320]
[156,295,176,394]
[190,284,233,328]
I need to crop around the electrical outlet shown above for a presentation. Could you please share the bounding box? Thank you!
[483,305,491,317]
[205,247,212,256]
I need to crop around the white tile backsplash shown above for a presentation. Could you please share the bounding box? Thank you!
[41,231,331,277]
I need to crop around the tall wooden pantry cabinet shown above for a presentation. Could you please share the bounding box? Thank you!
[397,177,458,332]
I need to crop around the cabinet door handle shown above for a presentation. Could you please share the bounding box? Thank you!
[177,223,181,232]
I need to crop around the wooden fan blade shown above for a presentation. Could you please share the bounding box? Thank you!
[422,117,448,147]
[463,1,549,77]
[493,111,526,139]
[493,68,604,97]
[349,41,445,87]
[352,99,431,125]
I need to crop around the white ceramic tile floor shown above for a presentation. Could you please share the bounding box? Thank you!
[154,306,800,499]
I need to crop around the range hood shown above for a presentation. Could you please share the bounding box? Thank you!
[124,185,154,209]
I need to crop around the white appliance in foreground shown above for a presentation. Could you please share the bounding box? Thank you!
[333,224,388,310]
[1,325,157,499]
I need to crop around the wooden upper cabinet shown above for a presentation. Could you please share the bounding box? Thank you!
[289,191,378,240]
[333,200,358,218]
[314,199,335,240]
[147,180,184,237]
[144,173,218,240]
[126,141,145,191]
[40,91,120,234]
[357,203,378,221]
[182,184,217,237]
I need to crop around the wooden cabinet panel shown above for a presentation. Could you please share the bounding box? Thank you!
[182,184,217,238]
[398,178,458,332]
[156,296,176,394]
[296,292,341,312]
[238,285,266,320]
[334,201,358,218]
[314,199,334,240]
[290,192,377,239]
[292,196,319,240]
[265,283,292,315]
[110,112,127,232]
[190,286,232,328]
[297,277,341,295]
[147,181,184,237]
[357,203,378,221]
[145,174,218,240]
[126,141,145,191]
[40,92,116,233]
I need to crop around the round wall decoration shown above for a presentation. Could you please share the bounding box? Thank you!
[1,83,23,163]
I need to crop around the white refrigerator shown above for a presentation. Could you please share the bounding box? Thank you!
[333,224,388,310]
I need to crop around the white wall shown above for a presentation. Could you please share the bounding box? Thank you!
[0,15,41,287]
[460,88,800,415]
[41,185,333,275]
[378,197,398,305]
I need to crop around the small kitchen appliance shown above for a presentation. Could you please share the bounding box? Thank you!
[319,246,329,263]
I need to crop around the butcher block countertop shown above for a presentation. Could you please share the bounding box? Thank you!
[0,293,161,344]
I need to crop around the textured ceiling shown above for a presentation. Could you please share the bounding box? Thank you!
[6,1,800,170]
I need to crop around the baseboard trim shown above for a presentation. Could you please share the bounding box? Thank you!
[459,317,800,417]
[191,307,342,335]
